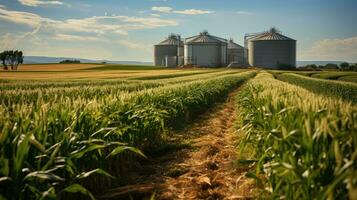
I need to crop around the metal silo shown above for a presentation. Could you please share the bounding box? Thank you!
[246,28,296,68]
[227,39,244,65]
[154,34,182,67]
[184,31,227,67]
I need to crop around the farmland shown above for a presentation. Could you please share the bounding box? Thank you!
[278,71,357,83]
[0,64,356,199]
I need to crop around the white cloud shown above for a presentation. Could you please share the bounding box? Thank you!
[299,36,357,62]
[0,26,46,52]
[236,11,254,15]
[18,0,64,7]
[152,6,213,15]
[0,6,178,40]
[152,6,172,13]
[173,9,214,15]
[0,6,177,60]
[151,13,161,17]
[0,7,42,27]
[54,33,100,41]
[0,33,19,50]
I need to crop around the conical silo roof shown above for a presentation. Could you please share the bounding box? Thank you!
[185,31,227,44]
[250,28,295,41]
[227,39,244,49]
[156,34,181,46]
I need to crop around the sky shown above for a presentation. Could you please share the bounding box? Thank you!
[0,0,356,62]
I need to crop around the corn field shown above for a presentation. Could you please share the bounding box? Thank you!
[236,72,357,199]
[275,72,357,104]
[1,66,356,200]
[0,70,255,199]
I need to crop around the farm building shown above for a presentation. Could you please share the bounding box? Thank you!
[154,34,183,67]
[184,31,227,67]
[227,39,245,66]
[153,28,296,68]
[245,28,296,68]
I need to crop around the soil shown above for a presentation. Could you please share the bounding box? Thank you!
[100,88,255,200]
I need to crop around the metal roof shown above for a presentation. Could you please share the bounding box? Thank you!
[249,28,295,41]
[156,34,182,46]
[185,31,227,44]
[227,39,244,49]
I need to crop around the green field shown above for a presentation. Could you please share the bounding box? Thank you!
[0,65,356,199]
[290,71,357,83]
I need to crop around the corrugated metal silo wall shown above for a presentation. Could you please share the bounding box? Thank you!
[165,56,177,67]
[154,45,178,66]
[185,43,221,67]
[227,49,245,64]
[221,44,227,66]
[248,40,296,68]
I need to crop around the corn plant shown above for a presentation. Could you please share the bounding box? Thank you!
[275,72,357,104]
[236,72,357,199]
[0,70,256,199]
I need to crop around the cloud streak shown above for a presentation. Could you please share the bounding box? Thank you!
[152,6,214,15]
[0,6,179,40]
[152,6,172,13]
[0,6,42,27]
[174,9,214,15]
[54,33,100,41]
[18,0,64,7]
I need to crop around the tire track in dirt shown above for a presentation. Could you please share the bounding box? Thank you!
[101,88,255,200]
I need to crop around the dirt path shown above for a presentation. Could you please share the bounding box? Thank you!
[101,88,254,200]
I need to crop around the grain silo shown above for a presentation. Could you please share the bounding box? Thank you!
[154,34,183,67]
[227,39,244,65]
[246,28,296,68]
[184,31,227,67]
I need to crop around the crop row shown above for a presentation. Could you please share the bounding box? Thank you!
[275,73,357,104]
[0,70,220,91]
[236,72,356,199]
[0,71,256,199]
[0,70,243,106]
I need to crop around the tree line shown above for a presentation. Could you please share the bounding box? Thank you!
[300,62,357,71]
[59,59,81,64]
[0,50,24,70]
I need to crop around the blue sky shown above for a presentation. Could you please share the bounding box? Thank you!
[0,0,356,62]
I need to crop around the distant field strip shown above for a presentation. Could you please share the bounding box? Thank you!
[292,71,357,83]
[0,70,247,106]
[237,72,356,199]
[0,69,238,90]
[1,63,103,71]
[0,71,256,199]
[275,73,357,104]
[129,70,220,80]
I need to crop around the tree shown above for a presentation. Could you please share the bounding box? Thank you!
[324,63,339,70]
[0,50,24,70]
[350,64,357,71]
[340,62,350,71]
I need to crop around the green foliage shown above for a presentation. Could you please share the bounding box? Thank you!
[324,63,339,70]
[0,70,256,199]
[237,72,357,199]
[0,50,24,70]
[288,71,357,83]
[275,73,357,104]
[59,59,80,64]
[340,62,350,71]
